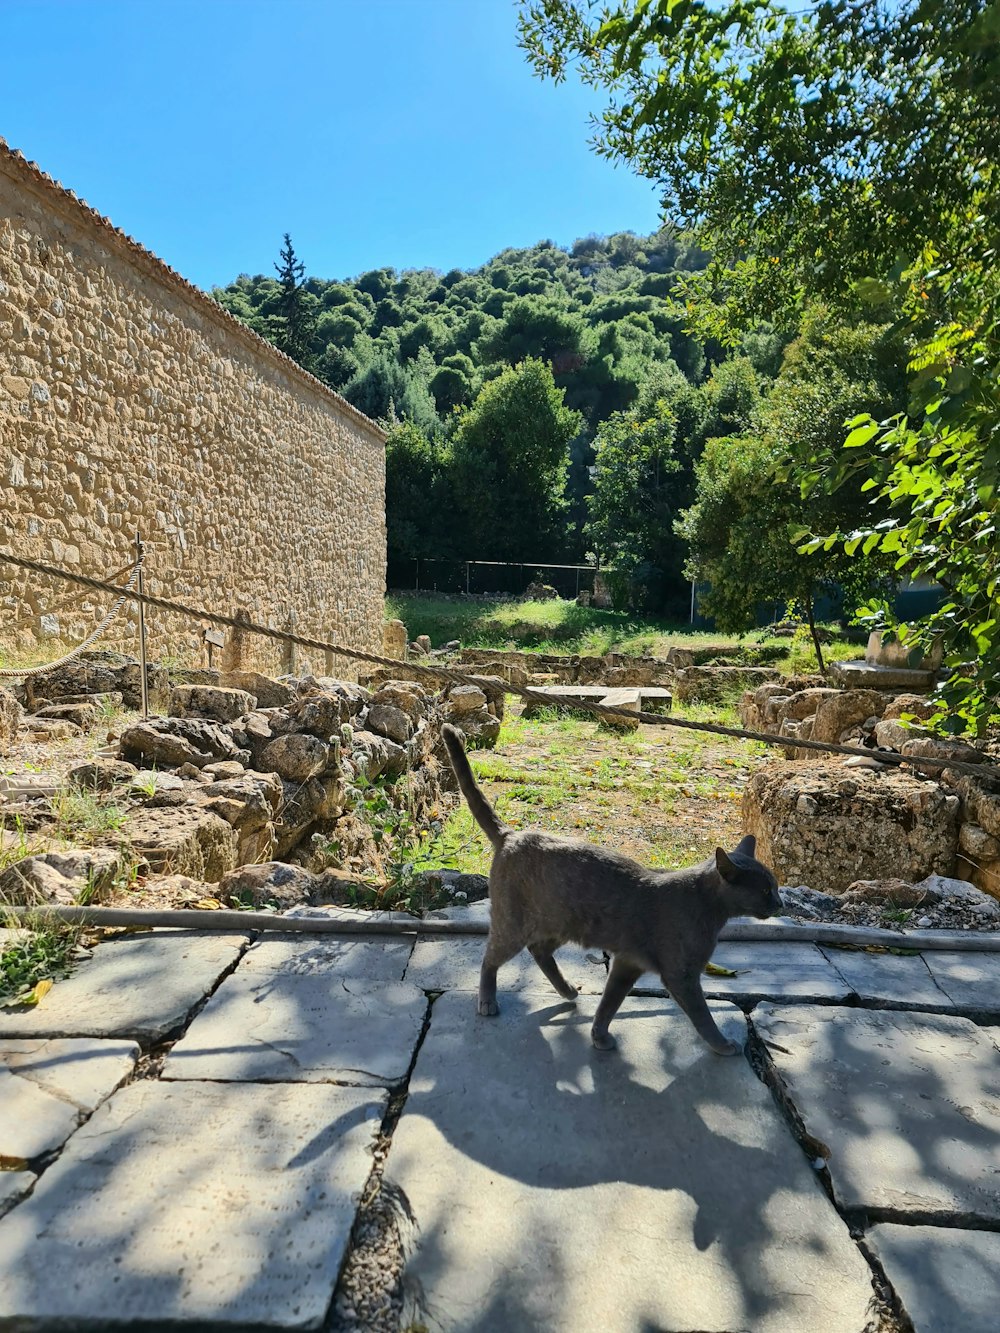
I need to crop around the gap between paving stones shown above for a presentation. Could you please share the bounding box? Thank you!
[741,1015,910,1333]
[325,993,437,1333]
[0,931,258,1215]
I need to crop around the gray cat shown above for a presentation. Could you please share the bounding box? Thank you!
[442,724,782,1055]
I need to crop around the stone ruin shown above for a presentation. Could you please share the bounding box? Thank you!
[744,762,961,893]
[394,642,787,701]
[740,674,1000,901]
[0,650,504,911]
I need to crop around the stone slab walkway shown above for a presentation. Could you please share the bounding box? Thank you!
[0,925,998,1330]
[0,930,249,1042]
[388,991,873,1333]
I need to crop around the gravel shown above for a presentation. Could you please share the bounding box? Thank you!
[780,879,1000,933]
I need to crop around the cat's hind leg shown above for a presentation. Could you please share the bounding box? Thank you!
[478,933,525,1016]
[591,956,643,1051]
[528,941,579,1002]
[663,970,740,1056]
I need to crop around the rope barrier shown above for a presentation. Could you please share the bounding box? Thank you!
[0,547,997,782]
[2,560,134,636]
[0,549,144,679]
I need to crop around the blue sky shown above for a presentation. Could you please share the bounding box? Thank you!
[2,0,664,290]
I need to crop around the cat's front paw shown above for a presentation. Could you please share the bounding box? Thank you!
[591,1029,617,1052]
[710,1038,740,1057]
[477,998,499,1017]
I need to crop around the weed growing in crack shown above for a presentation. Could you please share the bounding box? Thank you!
[0,814,43,875]
[0,916,81,1005]
[50,788,128,842]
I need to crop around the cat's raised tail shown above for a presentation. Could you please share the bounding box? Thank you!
[441,723,509,849]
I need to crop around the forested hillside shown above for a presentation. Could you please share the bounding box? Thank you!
[214,227,710,434]
[214,228,905,619]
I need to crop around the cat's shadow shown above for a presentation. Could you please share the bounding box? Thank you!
[419,995,787,1242]
[385,991,832,1329]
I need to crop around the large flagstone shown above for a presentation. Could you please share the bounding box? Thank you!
[387,991,873,1333]
[0,1080,385,1328]
[0,931,248,1043]
[754,1004,1000,1220]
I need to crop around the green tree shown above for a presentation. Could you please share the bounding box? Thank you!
[679,314,906,668]
[272,234,317,369]
[519,0,999,316]
[797,216,1000,730]
[385,419,457,564]
[475,296,594,371]
[449,359,581,560]
[430,353,476,414]
[343,353,439,437]
[586,371,687,609]
[586,359,758,610]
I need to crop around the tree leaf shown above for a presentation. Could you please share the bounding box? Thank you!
[20,978,53,1007]
[704,961,740,977]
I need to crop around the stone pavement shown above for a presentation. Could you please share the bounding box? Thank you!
[0,926,998,1331]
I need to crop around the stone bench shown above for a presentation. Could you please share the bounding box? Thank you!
[521,685,672,730]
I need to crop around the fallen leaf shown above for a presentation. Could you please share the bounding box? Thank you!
[0,1155,29,1172]
[704,962,740,977]
[193,898,224,910]
[22,978,53,1006]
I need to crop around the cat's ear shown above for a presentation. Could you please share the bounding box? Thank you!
[715,847,737,881]
[735,834,756,857]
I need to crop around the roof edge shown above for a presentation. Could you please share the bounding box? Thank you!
[0,139,387,444]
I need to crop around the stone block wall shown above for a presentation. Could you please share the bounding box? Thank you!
[0,141,386,677]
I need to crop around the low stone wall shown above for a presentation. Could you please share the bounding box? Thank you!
[744,762,961,893]
[0,658,492,906]
[740,678,1000,898]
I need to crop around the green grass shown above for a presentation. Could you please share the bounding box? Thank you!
[389,593,767,657]
[421,701,768,879]
[0,921,80,1004]
[386,592,859,669]
[49,789,129,841]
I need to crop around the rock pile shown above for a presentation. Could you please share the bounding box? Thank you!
[0,657,486,911]
[779,875,1000,931]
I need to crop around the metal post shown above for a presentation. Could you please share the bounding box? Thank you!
[465,562,470,596]
[135,532,149,718]
[286,608,298,676]
[690,579,696,625]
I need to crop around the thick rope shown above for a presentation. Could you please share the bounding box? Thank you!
[3,561,134,636]
[0,550,144,679]
[0,548,996,782]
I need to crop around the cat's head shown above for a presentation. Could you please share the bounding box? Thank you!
[714,835,782,918]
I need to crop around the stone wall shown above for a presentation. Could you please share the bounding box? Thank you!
[0,141,386,677]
